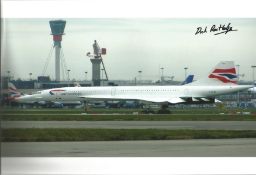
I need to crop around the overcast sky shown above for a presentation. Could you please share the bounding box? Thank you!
[2,18,256,82]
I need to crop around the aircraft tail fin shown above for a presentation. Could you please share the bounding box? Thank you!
[181,75,194,85]
[208,61,237,84]
[8,82,22,100]
[188,61,238,86]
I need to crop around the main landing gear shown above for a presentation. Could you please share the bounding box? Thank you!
[142,103,171,114]
[157,103,171,114]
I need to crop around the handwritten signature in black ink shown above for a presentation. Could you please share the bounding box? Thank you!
[195,23,238,35]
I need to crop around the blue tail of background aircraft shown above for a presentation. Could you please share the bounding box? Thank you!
[181,75,194,85]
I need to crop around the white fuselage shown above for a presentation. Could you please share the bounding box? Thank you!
[15,85,252,104]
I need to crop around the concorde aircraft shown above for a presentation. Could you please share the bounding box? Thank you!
[15,61,253,105]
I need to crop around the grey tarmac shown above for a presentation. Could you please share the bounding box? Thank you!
[2,121,256,130]
[2,138,256,157]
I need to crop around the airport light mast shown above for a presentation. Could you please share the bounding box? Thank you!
[160,67,164,83]
[184,67,188,80]
[252,65,256,84]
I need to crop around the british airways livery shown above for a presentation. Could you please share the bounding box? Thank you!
[208,63,237,84]
[15,61,253,105]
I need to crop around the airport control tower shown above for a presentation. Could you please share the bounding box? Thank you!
[87,40,108,86]
[49,20,66,81]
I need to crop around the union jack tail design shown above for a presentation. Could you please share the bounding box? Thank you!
[208,61,238,84]
[8,82,21,100]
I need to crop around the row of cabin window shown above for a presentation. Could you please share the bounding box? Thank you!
[120,89,178,92]
[83,89,178,93]
[84,89,178,92]
[61,89,178,95]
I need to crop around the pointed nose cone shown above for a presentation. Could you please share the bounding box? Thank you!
[13,95,32,103]
[13,96,24,103]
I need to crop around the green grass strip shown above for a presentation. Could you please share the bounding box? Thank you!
[2,129,256,142]
[2,108,256,115]
[2,114,256,121]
